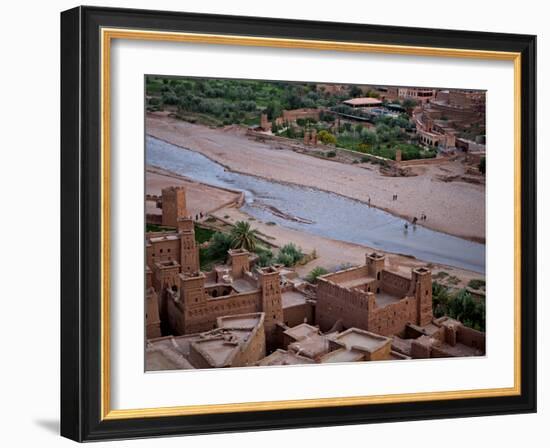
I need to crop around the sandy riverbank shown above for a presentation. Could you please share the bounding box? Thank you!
[211,207,483,288]
[146,166,242,217]
[145,163,483,284]
[146,113,485,242]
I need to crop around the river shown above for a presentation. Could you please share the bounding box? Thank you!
[146,136,485,273]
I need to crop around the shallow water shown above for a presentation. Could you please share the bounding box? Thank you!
[146,136,485,273]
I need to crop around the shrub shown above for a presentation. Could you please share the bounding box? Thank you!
[275,252,294,267]
[306,267,329,283]
[318,130,337,145]
[467,279,486,290]
[256,249,274,267]
[326,150,337,158]
[275,243,304,266]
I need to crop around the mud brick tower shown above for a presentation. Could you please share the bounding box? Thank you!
[161,186,187,227]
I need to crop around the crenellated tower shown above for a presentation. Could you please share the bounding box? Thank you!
[161,186,187,227]
[177,217,199,274]
[412,267,433,326]
[258,266,284,348]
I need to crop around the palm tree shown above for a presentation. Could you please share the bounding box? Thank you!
[230,221,259,252]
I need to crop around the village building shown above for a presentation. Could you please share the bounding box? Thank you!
[256,349,315,366]
[146,312,266,370]
[342,97,383,108]
[412,89,486,152]
[315,252,433,336]
[391,316,485,358]
[145,186,485,369]
[398,87,436,103]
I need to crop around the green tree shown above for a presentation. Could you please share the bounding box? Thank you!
[360,129,378,147]
[401,98,418,113]
[265,102,282,120]
[205,232,232,260]
[349,85,362,97]
[230,221,260,252]
[432,282,451,318]
[447,289,486,331]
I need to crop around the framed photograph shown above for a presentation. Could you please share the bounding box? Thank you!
[60,6,536,441]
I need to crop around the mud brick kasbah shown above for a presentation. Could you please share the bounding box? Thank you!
[145,186,485,370]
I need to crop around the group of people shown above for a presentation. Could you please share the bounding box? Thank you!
[367,193,428,231]
[194,212,205,221]
[404,213,427,230]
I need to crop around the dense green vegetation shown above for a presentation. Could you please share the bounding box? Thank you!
[279,109,434,161]
[146,76,437,161]
[467,278,486,291]
[255,246,275,268]
[432,282,486,332]
[328,114,435,160]
[199,231,232,270]
[194,224,215,244]
[146,76,350,126]
[276,243,304,267]
[196,221,305,270]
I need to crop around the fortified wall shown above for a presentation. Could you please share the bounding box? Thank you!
[316,253,432,336]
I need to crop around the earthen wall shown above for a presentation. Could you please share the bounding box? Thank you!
[457,325,486,352]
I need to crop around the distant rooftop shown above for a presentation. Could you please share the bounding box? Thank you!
[217,312,264,330]
[288,333,330,359]
[145,338,196,371]
[282,290,309,308]
[146,313,265,370]
[284,323,318,342]
[257,349,314,366]
[332,328,391,353]
[192,337,240,368]
[343,97,383,107]
[232,278,258,293]
[375,291,402,307]
[320,348,365,364]
[336,276,376,289]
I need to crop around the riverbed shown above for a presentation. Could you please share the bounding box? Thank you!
[146,135,485,273]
